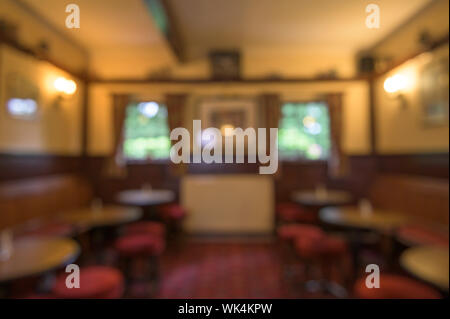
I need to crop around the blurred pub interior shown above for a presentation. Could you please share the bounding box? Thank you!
[0,0,448,299]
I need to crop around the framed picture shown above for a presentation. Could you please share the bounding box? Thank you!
[199,96,256,130]
[195,96,257,155]
[5,72,40,120]
[209,51,241,80]
[419,55,449,126]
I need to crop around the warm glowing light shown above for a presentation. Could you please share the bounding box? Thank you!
[220,124,235,136]
[54,77,77,95]
[384,74,407,94]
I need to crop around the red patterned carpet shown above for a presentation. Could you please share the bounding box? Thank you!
[154,239,336,299]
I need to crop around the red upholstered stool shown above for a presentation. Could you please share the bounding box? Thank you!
[276,202,317,224]
[354,274,441,299]
[52,266,124,299]
[396,225,449,247]
[277,224,325,283]
[160,204,186,222]
[115,233,165,296]
[277,224,324,242]
[115,233,165,257]
[123,221,166,238]
[294,235,349,297]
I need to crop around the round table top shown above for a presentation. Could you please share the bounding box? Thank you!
[59,205,142,228]
[319,206,410,231]
[395,224,449,248]
[0,237,80,283]
[292,190,353,207]
[400,246,449,291]
[116,189,175,206]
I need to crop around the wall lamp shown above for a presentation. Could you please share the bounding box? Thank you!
[53,77,77,108]
[383,74,408,109]
[54,77,77,95]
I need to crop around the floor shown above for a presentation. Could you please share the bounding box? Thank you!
[149,237,339,299]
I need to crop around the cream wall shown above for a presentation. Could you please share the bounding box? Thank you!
[171,47,356,79]
[371,0,449,154]
[375,44,449,154]
[88,80,371,156]
[0,45,84,155]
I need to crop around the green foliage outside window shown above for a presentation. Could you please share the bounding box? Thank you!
[123,102,171,160]
[278,102,331,160]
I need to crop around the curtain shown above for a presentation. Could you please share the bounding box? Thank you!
[103,94,130,178]
[260,93,281,177]
[166,93,188,176]
[326,93,349,179]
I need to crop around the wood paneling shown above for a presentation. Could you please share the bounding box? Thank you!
[377,153,449,179]
[0,154,83,182]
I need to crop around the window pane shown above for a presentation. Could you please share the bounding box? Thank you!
[123,102,171,160]
[278,102,330,160]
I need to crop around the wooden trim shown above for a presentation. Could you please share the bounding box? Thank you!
[160,0,187,62]
[0,36,88,81]
[89,76,367,85]
[370,33,449,79]
[80,83,89,158]
[368,78,377,154]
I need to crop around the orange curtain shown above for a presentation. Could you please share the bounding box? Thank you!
[103,94,130,178]
[327,93,349,178]
[166,93,188,176]
[260,93,281,176]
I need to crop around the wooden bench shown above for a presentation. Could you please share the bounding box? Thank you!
[0,174,92,230]
[369,174,449,226]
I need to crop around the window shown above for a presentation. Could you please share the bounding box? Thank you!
[278,102,331,160]
[123,101,171,160]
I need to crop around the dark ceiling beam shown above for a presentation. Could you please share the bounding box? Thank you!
[144,0,187,62]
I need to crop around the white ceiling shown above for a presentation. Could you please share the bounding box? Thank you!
[20,0,432,78]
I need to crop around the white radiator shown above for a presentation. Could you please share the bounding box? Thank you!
[180,175,274,234]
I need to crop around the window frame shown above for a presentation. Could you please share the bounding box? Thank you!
[122,100,172,165]
[278,99,331,163]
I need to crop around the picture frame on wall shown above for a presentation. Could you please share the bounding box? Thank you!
[209,50,241,80]
[198,96,256,131]
[4,72,40,120]
[195,96,257,155]
[419,54,449,127]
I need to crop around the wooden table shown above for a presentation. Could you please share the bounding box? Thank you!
[0,237,79,283]
[319,206,409,231]
[59,205,142,229]
[116,189,175,207]
[292,190,353,207]
[400,246,449,291]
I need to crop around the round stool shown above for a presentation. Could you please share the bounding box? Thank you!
[396,225,449,247]
[123,221,166,238]
[276,202,317,223]
[294,235,349,297]
[115,233,165,257]
[52,266,124,299]
[115,233,165,296]
[354,274,441,299]
[277,224,324,242]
